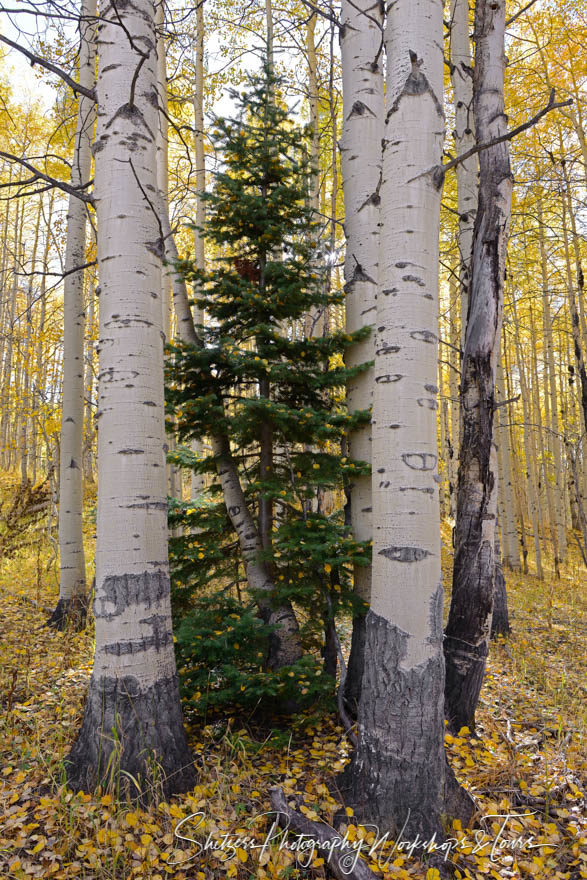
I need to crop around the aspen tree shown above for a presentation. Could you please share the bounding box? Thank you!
[339,0,383,712]
[190,0,206,504]
[449,0,477,338]
[496,361,520,569]
[66,0,195,797]
[50,0,96,628]
[343,0,470,836]
[538,196,568,560]
[445,0,513,733]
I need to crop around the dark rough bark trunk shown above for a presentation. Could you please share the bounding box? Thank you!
[66,671,195,802]
[491,521,510,637]
[47,594,88,631]
[339,611,473,838]
[343,609,366,716]
[323,615,338,680]
[444,0,512,734]
[65,571,195,801]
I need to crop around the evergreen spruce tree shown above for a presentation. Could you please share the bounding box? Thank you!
[166,66,371,717]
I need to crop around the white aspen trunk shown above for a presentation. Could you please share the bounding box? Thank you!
[496,361,520,569]
[444,0,513,733]
[538,197,567,561]
[265,0,274,72]
[339,0,383,713]
[447,276,460,519]
[307,12,320,218]
[66,0,194,798]
[51,0,96,628]
[343,0,471,836]
[529,302,560,575]
[19,202,42,486]
[449,0,478,339]
[1,197,22,467]
[190,1,206,504]
[512,299,544,579]
[83,273,96,483]
[34,196,54,483]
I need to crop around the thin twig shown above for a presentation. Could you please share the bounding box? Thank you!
[439,90,573,178]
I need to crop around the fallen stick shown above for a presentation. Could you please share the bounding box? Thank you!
[270,787,378,880]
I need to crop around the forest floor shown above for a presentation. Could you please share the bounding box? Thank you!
[0,475,585,880]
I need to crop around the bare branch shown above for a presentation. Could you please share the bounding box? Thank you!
[506,0,540,27]
[0,150,93,204]
[0,33,96,101]
[440,90,573,179]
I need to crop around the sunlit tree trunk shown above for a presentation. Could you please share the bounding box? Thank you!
[538,196,568,560]
[19,201,42,486]
[496,361,520,569]
[1,195,23,469]
[445,0,513,733]
[50,0,96,628]
[66,0,195,798]
[344,0,471,836]
[339,0,383,713]
[512,296,544,579]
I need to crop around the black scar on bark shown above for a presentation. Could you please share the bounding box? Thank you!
[337,611,473,840]
[65,671,196,802]
[379,545,431,562]
[96,570,168,621]
[47,594,88,632]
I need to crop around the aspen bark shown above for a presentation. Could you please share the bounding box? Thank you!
[449,0,478,339]
[496,361,520,569]
[512,297,544,579]
[538,197,567,560]
[66,0,195,798]
[444,0,513,733]
[189,0,206,504]
[339,0,383,713]
[343,0,471,836]
[51,0,96,629]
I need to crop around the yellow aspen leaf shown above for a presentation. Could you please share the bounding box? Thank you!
[126,812,139,827]
[236,848,248,862]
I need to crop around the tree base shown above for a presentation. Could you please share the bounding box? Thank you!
[343,612,366,718]
[65,672,196,802]
[47,595,87,631]
[337,611,473,840]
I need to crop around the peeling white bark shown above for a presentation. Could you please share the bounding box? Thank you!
[57,0,96,606]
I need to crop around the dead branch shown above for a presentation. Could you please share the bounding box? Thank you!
[439,89,573,179]
[0,151,93,204]
[269,787,378,880]
[0,34,96,100]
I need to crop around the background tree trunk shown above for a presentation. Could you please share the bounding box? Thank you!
[444,0,513,734]
[50,0,96,629]
[339,0,383,714]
